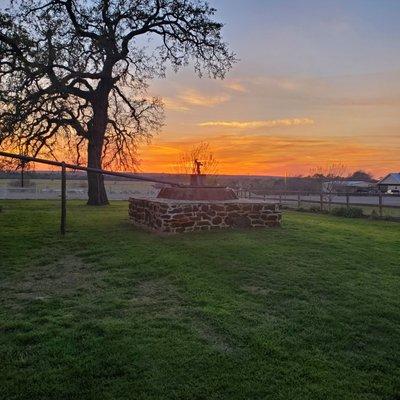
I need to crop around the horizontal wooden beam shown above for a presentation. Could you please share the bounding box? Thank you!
[0,151,183,187]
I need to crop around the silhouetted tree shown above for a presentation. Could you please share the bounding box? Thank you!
[0,145,33,187]
[348,170,374,182]
[176,142,219,176]
[310,164,348,191]
[310,163,347,208]
[0,0,235,204]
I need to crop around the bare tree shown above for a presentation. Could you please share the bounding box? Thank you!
[0,144,34,187]
[176,142,219,176]
[310,163,348,191]
[310,163,347,209]
[0,156,13,172]
[0,0,235,205]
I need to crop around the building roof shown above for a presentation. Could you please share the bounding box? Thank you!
[378,173,400,185]
[324,180,373,188]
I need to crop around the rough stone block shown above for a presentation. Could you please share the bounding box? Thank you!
[128,198,282,233]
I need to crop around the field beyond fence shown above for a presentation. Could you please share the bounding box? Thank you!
[2,179,400,218]
[0,179,158,200]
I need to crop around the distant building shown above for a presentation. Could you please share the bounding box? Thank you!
[322,180,375,193]
[377,173,400,193]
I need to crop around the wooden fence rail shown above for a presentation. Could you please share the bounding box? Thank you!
[0,151,182,235]
[236,190,400,217]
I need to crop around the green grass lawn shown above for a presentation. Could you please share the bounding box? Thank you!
[1,200,400,400]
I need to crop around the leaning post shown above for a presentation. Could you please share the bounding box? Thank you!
[61,162,66,235]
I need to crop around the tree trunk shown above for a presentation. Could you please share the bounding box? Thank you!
[87,133,109,205]
[86,81,112,206]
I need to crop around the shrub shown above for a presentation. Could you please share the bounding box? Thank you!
[331,206,364,218]
[369,210,379,219]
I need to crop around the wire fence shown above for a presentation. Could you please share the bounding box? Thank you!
[2,151,400,233]
[236,190,400,218]
[0,181,159,200]
[0,151,180,234]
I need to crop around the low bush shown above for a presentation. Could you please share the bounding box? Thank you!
[331,206,364,218]
[369,210,379,219]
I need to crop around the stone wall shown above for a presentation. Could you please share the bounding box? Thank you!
[129,198,282,234]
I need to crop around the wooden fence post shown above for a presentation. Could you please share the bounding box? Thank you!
[379,192,383,218]
[61,162,66,235]
[21,162,25,188]
[346,194,350,209]
[297,193,301,209]
[320,193,323,211]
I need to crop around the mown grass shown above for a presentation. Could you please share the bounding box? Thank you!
[1,200,400,400]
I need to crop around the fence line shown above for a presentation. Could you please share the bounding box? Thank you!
[236,190,400,217]
[2,151,399,233]
[0,151,182,187]
[0,151,181,235]
[0,183,158,200]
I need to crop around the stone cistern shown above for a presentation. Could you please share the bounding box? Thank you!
[129,163,282,233]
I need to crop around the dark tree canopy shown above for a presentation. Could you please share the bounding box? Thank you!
[0,0,235,204]
[348,170,374,182]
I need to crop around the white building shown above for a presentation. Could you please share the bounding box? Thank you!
[377,173,400,193]
[322,180,374,193]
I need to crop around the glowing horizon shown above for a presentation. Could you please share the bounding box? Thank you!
[136,131,398,179]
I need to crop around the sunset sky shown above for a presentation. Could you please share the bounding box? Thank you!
[1,0,399,178]
[137,0,400,178]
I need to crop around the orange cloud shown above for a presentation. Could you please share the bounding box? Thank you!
[164,89,230,111]
[224,81,247,93]
[198,118,315,129]
[178,89,230,107]
[163,98,190,112]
